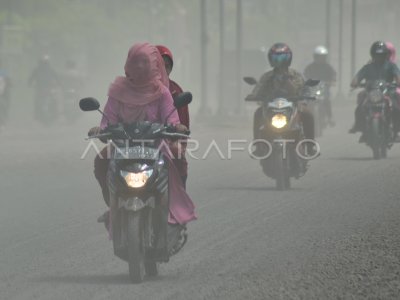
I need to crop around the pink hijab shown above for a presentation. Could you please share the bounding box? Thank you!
[386,42,397,63]
[108,43,169,107]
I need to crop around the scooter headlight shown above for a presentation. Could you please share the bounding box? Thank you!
[120,169,153,188]
[271,114,287,129]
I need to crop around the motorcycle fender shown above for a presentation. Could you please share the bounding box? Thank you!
[118,196,155,212]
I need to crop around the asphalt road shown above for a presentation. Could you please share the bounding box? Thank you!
[1,102,400,299]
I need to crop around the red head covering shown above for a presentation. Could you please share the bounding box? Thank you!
[108,43,169,107]
[156,45,173,63]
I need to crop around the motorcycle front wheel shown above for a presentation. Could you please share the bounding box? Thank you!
[371,118,381,160]
[274,149,290,191]
[127,211,145,283]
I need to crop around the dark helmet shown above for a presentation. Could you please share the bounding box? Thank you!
[370,41,389,58]
[268,43,292,68]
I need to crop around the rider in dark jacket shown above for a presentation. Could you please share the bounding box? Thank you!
[349,41,400,141]
[246,43,315,154]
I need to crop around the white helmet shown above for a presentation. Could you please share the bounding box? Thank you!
[314,46,328,56]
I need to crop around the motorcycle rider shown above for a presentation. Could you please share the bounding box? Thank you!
[28,55,60,122]
[91,43,196,254]
[156,45,190,188]
[349,41,400,141]
[304,45,336,126]
[0,62,11,130]
[246,42,315,155]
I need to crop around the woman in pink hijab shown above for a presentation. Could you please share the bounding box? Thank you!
[92,43,196,247]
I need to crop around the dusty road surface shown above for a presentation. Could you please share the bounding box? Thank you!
[1,102,400,300]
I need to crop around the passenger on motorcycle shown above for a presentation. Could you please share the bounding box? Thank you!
[156,45,190,188]
[304,45,336,126]
[91,43,196,252]
[246,42,315,155]
[349,41,400,141]
[385,41,400,141]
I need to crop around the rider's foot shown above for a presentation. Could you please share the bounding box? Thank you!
[348,127,357,134]
[97,210,110,231]
[305,144,320,158]
[358,134,366,143]
[97,210,109,223]
[250,146,264,158]
[167,223,187,256]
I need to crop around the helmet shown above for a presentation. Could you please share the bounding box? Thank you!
[370,41,388,58]
[386,41,396,63]
[156,45,173,66]
[314,45,328,56]
[268,43,292,68]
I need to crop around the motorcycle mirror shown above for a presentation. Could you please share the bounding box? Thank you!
[79,97,100,111]
[305,79,320,87]
[243,77,258,86]
[174,92,192,108]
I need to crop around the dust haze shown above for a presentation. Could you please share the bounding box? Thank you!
[1,0,400,299]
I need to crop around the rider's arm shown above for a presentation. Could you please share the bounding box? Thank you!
[100,97,120,129]
[351,65,367,88]
[391,63,400,86]
[245,73,270,101]
[160,86,180,125]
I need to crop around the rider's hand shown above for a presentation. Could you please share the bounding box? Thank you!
[88,126,101,137]
[245,94,256,101]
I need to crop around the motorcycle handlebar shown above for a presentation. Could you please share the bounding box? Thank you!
[86,123,190,141]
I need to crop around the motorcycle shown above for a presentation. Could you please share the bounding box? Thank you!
[80,93,192,283]
[355,80,394,159]
[244,77,319,190]
[312,81,330,137]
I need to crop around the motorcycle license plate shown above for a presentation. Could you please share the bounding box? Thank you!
[114,146,159,160]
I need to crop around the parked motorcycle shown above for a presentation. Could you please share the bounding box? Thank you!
[244,77,319,190]
[80,93,191,283]
[354,80,394,159]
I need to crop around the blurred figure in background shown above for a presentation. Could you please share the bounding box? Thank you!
[304,46,336,127]
[0,61,11,131]
[156,45,190,188]
[28,55,60,124]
